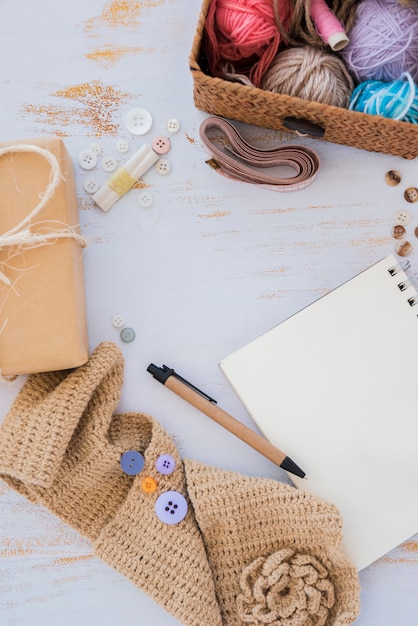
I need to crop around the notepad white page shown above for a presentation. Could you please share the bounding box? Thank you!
[220,255,418,571]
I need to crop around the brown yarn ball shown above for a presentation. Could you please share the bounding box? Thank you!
[260,45,354,108]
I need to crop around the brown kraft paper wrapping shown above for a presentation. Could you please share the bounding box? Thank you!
[0,137,89,376]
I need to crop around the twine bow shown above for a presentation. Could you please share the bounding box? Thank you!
[0,143,87,286]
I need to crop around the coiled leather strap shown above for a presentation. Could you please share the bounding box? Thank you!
[199,116,320,191]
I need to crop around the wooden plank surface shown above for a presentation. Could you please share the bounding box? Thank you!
[0,1,417,624]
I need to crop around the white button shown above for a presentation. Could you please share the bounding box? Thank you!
[394,210,411,226]
[137,190,154,208]
[83,177,99,194]
[125,108,153,135]
[112,315,125,328]
[101,155,117,172]
[90,142,102,156]
[78,149,97,170]
[155,158,171,176]
[166,118,180,134]
[116,139,129,153]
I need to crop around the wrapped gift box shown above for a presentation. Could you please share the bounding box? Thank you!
[0,137,89,376]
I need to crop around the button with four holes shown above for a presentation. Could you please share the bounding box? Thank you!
[112,314,125,328]
[394,210,411,226]
[120,327,135,343]
[155,158,171,176]
[166,118,180,134]
[90,142,102,156]
[155,491,188,525]
[102,155,117,172]
[83,177,100,194]
[137,190,154,208]
[78,149,97,170]
[116,139,129,153]
[142,476,158,494]
[125,107,153,135]
[156,453,176,475]
[120,450,145,476]
[404,187,418,203]
[152,135,171,155]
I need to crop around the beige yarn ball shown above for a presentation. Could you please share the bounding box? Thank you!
[261,45,354,108]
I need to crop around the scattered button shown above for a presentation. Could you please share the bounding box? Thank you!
[83,177,100,194]
[394,210,411,226]
[78,149,97,170]
[120,450,145,476]
[101,155,117,172]
[404,187,418,203]
[120,327,135,343]
[166,118,180,134]
[156,453,176,476]
[392,225,406,239]
[415,226,418,238]
[395,240,412,257]
[142,476,158,494]
[152,135,171,155]
[125,107,153,135]
[90,142,102,156]
[155,158,171,176]
[137,190,154,208]
[116,139,129,153]
[155,491,188,525]
[112,314,125,328]
[385,170,401,186]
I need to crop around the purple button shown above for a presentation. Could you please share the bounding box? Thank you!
[120,450,145,476]
[155,491,188,525]
[155,453,176,475]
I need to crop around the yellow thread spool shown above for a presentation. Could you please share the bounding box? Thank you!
[107,167,137,196]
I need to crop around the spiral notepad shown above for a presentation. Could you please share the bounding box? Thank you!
[220,255,418,571]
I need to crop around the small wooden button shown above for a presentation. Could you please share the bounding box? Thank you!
[385,170,401,186]
[404,187,418,203]
[395,241,412,257]
[392,225,406,239]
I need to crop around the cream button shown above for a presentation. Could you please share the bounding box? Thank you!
[137,190,154,208]
[83,177,99,194]
[394,210,411,226]
[116,139,129,153]
[125,107,153,135]
[155,158,171,176]
[78,149,97,170]
[112,314,125,328]
[90,142,102,156]
[101,155,117,172]
[166,118,180,134]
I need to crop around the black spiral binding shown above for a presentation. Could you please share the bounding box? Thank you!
[388,261,418,307]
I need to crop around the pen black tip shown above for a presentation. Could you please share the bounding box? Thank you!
[147,363,173,384]
[280,456,306,479]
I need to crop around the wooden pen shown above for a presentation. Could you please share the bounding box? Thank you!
[147,363,306,479]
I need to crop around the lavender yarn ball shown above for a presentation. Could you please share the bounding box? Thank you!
[340,0,418,83]
[260,46,354,108]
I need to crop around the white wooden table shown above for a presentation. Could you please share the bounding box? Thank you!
[0,2,417,624]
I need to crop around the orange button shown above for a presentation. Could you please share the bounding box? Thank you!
[141,476,157,494]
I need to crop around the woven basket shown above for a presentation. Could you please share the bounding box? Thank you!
[190,0,418,160]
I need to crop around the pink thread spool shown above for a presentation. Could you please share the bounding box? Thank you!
[310,0,349,51]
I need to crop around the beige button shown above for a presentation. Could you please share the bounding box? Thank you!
[395,241,412,257]
[404,187,418,203]
[394,210,411,225]
[392,225,406,239]
[385,170,401,186]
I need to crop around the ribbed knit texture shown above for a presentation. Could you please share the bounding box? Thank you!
[0,342,222,626]
[0,342,360,625]
[184,460,360,626]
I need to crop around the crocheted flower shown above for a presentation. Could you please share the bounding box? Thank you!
[237,547,335,625]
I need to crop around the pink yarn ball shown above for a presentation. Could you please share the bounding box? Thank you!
[204,0,292,87]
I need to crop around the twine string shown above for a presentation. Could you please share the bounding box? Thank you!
[0,144,87,286]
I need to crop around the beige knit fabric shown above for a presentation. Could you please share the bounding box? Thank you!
[184,460,360,626]
[0,342,360,626]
